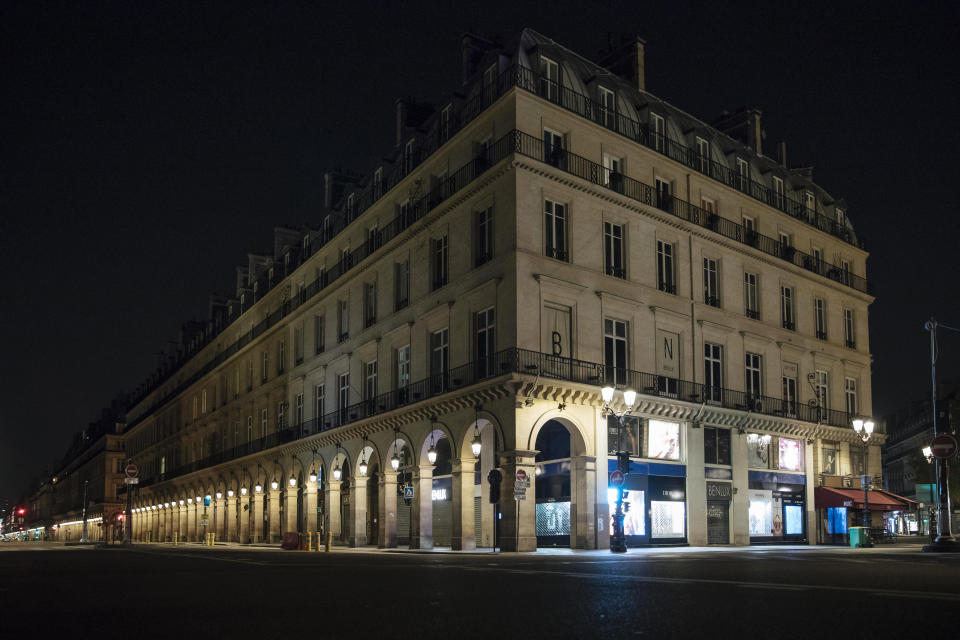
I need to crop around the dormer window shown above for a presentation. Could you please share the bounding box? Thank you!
[346,193,356,218]
[836,207,845,227]
[403,140,415,174]
[804,191,815,214]
[483,63,497,90]
[772,176,785,210]
[696,137,709,173]
[539,56,559,102]
[650,113,665,153]
[440,105,451,142]
[373,167,383,198]
[736,158,749,191]
[599,86,616,128]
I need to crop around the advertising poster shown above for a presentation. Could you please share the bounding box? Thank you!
[778,437,802,472]
[648,419,680,460]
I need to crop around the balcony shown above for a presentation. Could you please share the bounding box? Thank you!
[134,346,877,489]
[816,330,828,340]
[745,308,760,320]
[846,339,857,349]
[704,296,720,308]
[659,280,677,295]
[782,320,796,331]
[546,247,569,262]
[605,265,626,279]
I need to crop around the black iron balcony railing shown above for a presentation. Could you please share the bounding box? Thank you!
[704,295,720,308]
[136,346,879,489]
[816,330,828,340]
[511,66,862,249]
[746,308,760,320]
[606,265,626,279]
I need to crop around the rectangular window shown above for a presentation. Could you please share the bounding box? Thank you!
[650,113,665,153]
[246,416,253,443]
[701,197,716,214]
[815,370,829,412]
[844,309,856,348]
[396,345,411,390]
[607,415,642,456]
[602,153,623,190]
[277,401,285,429]
[836,208,846,227]
[772,176,785,209]
[544,200,568,261]
[703,426,731,465]
[432,235,449,290]
[599,86,616,128]
[431,328,449,393]
[338,373,350,422]
[393,260,410,311]
[475,307,496,379]
[201,390,207,415]
[744,272,759,319]
[845,377,857,416]
[403,139,415,174]
[656,240,675,293]
[295,393,303,427]
[736,158,749,191]
[603,318,628,385]
[543,128,564,168]
[247,359,253,390]
[704,343,723,403]
[315,314,325,353]
[294,325,304,363]
[703,258,719,307]
[277,340,285,374]
[260,408,268,439]
[655,176,672,212]
[346,193,356,219]
[373,168,383,198]
[780,286,795,330]
[364,361,378,407]
[782,374,797,417]
[822,446,837,474]
[364,280,377,328]
[398,199,411,230]
[814,298,827,340]
[474,207,494,267]
[539,56,559,102]
[315,385,325,425]
[745,352,762,400]
[604,221,625,278]
[261,351,268,383]
[337,299,349,342]
[696,137,709,173]
[440,105,451,142]
[804,190,815,214]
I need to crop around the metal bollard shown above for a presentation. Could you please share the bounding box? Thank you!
[306,531,313,552]
[325,530,332,552]
[314,531,321,552]
[173,532,178,546]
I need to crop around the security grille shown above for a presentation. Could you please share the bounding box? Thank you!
[535,501,571,537]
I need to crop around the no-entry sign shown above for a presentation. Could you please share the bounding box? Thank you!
[930,433,958,459]
[125,464,139,478]
[609,470,625,488]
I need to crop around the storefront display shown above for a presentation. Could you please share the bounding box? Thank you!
[749,489,774,536]
[607,488,645,536]
[778,437,803,472]
[606,462,687,545]
[648,420,680,460]
[651,501,685,538]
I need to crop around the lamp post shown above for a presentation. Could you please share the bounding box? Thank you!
[79,480,89,543]
[852,418,874,547]
[600,384,637,554]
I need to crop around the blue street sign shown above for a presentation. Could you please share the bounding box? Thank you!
[203,496,211,507]
[403,486,414,500]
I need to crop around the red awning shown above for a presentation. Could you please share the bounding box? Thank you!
[814,486,908,511]
[875,489,918,507]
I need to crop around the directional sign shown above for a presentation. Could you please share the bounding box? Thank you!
[124,477,139,485]
[930,433,958,459]
[125,464,138,478]
[609,470,625,488]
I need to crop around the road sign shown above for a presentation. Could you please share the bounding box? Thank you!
[200,519,209,526]
[123,477,139,485]
[403,486,414,500]
[514,469,529,500]
[125,464,138,478]
[930,433,958,459]
[609,470,624,488]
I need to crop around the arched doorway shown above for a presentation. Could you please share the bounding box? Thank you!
[535,420,571,547]
[431,436,454,547]
[396,444,414,546]
[366,463,379,546]
[339,459,351,544]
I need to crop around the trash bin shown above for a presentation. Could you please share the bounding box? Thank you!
[849,526,868,548]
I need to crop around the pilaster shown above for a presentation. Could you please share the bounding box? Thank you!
[451,458,477,551]
[410,464,433,549]
[498,450,537,552]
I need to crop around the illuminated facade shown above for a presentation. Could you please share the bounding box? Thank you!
[118,30,878,550]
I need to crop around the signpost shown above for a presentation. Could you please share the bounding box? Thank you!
[514,469,529,500]
[123,462,137,545]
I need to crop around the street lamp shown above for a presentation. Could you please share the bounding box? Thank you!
[270,479,279,491]
[333,444,343,481]
[471,405,483,457]
[852,418,875,547]
[923,445,934,464]
[359,441,369,477]
[309,449,318,484]
[289,476,297,488]
[391,428,401,472]
[601,384,637,554]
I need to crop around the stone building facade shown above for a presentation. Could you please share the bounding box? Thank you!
[121,29,878,550]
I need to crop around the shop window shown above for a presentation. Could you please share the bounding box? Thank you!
[607,489,645,536]
[822,447,837,474]
[749,489,774,536]
[784,504,803,535]
[746,433,772,468]
[647,419,680,460]
[703,427,731,465]
[651,501,685,538]
[778,437,803,472]
[607,415,642,456]
[826,507,848,534]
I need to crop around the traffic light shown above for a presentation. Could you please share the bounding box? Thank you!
[116,513,124,521]
[617,451,630,474]
[487,469,502,503]
[16,508,25,516]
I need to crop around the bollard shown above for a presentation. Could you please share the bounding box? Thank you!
[314,531,321,552]
[306,531,313,552]
[173,532,178,546]
[325,530,332,552]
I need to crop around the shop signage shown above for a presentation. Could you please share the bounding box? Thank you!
[706,482,732,501]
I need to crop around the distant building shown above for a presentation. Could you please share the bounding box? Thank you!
[29,30,881,548]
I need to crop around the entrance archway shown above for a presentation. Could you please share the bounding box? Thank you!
[535,420,572,547]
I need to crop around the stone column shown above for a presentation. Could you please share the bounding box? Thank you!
[187,502,197,542]
[805,440,817,545]
[225,495,237,542]
[731,431,750,546]
[570,455,597,549]
[379,469,398,548]
[349,475,368,547]
[238,493,251,543]
[305,483,318,535]
[252,491,265,543]
[179,503,187,541]
[268,489,281,542]
[498,450,537,552]
[451,458,477,551]
[686,425,707,546]
[410,464,433,549]
[215,496,226,541]
[171,504,180,542]
[325,480,342,543]
[479,446,495,548]
[285,488,299,536]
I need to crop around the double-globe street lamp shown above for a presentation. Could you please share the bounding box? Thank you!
[852,418,875,547]
[601,385,637,554]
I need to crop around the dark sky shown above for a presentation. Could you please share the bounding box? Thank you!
[2,1,959,501]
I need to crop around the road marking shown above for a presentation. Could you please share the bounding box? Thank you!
[128,548,270,566]
[436,565,960,601]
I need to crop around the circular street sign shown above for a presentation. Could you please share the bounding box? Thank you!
[125,464,139,478]
[516,469,527,483]
[609,470,625,488]
[930,433,958,459]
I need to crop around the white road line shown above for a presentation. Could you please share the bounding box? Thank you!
[131,549,269,566]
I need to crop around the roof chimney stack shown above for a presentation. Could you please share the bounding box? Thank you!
[778,141,787,168]
[599,34,646,91]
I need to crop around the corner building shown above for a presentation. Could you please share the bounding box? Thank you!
[125,30,878,550]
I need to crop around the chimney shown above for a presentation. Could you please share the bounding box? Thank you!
[778,141,787,168]
[711,108,763,156]
[599,35,646,91]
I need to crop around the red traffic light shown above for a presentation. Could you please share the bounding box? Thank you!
[17,508,25,516]
[116,513,124,521]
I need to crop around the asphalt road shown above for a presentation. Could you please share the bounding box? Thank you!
[1,543,957,638]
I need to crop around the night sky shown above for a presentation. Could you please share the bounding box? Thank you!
[2,1,958,501]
